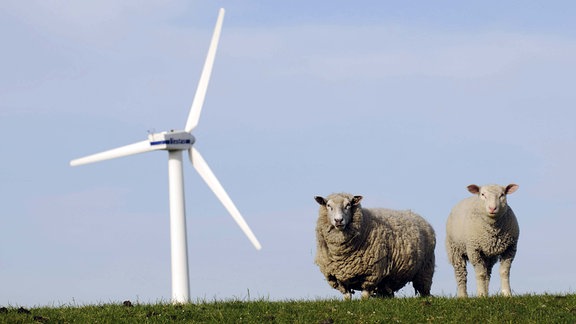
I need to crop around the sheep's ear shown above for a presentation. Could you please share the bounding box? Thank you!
[467,184,480,194]
[505,184,519,195]
[314,196,327,206]
[352,195,363,206]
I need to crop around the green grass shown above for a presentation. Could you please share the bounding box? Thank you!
[1,294,575,323]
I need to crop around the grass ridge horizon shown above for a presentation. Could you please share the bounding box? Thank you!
[1,293,575,323]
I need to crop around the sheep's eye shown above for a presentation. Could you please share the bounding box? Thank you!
[345,203,351,209]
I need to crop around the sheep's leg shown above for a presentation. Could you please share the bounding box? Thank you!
[413,274,432,297]
[499,261,512,297]
[338,286,353,300]
[467,248,491,297]
[485,256,498,295]
[361,290,371,299]
[375,284,395,298]
[499,247,517,297]
[447,242,468,297]
[472,264,489,297]
[340,286,354,301]
[343,292,353,300]
[451,256,468,297]
[360,280,377,299]
[413,255,435,296]
[470,252,490,297]
[455,268,468,297]
[328,275,353,299]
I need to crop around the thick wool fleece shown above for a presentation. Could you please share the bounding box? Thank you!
[315,193,436,298]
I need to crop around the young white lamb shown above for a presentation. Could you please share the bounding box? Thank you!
[445,184,520,297]
[314,193,436,299]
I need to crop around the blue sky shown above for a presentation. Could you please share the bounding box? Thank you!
[1,1,576,306]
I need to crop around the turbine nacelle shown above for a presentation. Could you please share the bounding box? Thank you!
[149,130,195,151]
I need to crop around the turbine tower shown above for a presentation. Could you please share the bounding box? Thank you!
[70,8,261,304]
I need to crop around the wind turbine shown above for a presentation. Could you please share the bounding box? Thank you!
[70,8,261,304]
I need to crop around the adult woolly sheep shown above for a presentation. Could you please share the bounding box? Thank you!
[446,184,520,297]
[314,193,436,300]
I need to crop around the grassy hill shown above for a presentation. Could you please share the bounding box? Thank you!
[1,294,575,323]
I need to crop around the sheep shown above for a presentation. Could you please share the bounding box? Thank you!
[314,193,436,300]
[445,184,520,297]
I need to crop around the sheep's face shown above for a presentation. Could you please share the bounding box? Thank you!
[468,184,519,217]
[315,194,363,230]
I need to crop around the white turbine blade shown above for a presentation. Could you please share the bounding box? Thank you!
[189,147,262,250]
[184,8,225,133]
[70,140,157,166]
